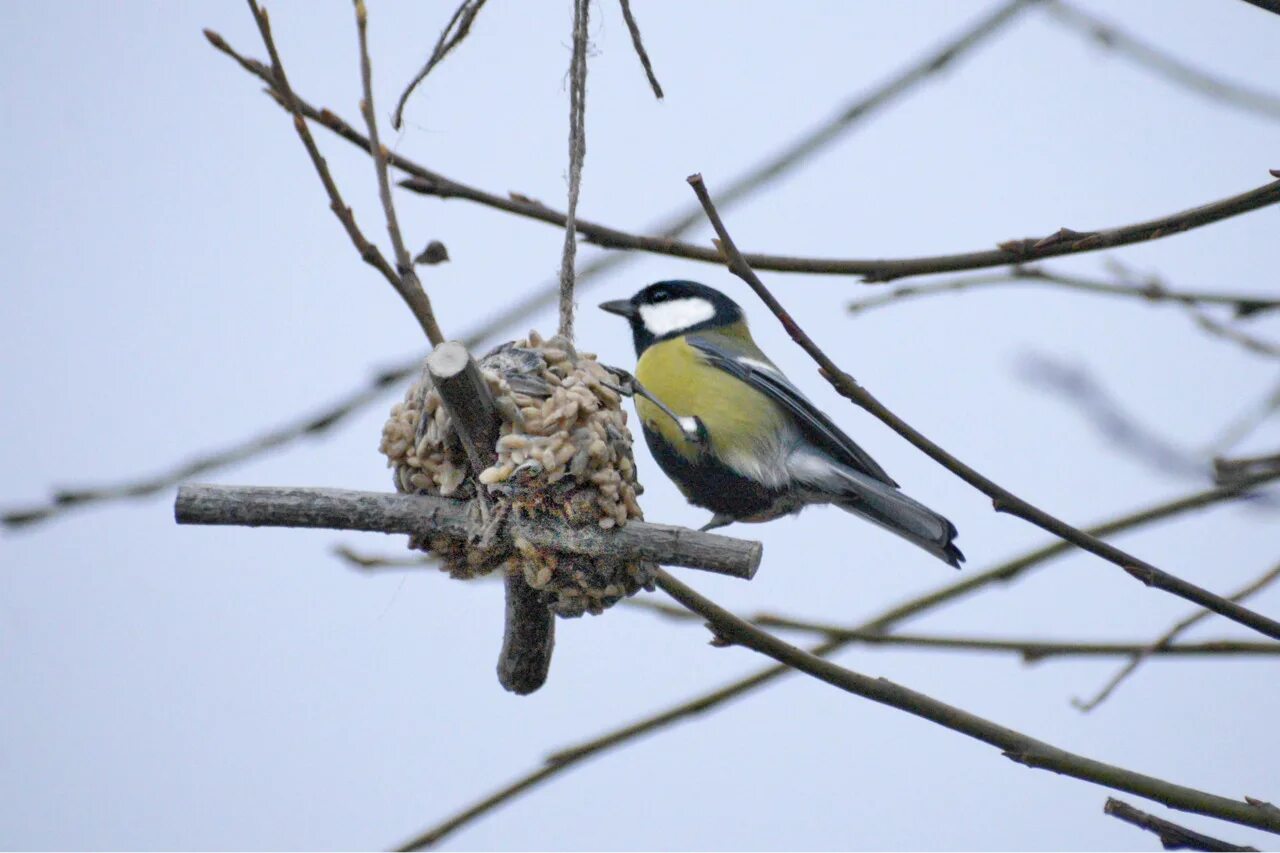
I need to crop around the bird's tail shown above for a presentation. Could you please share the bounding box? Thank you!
[798,454,964,568]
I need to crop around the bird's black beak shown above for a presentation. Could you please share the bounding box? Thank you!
[599,299,638,319]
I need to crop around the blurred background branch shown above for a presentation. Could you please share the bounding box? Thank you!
[1044,1,1280,121]
[391,0,489,131]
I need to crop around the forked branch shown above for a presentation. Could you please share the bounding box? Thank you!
[239,3,444,344]
[399,170,1280,282]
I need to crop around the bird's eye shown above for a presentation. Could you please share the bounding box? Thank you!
[651,289,670,303]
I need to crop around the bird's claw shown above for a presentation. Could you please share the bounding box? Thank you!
[601,364,709,446]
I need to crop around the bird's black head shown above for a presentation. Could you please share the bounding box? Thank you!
[599,280,745,354]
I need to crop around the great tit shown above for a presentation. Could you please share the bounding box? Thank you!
[600,280,964,568]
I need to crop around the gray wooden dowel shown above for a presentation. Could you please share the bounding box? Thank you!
[426,341,551,692]
[426,341,501,481]
[498,570,556,695]
[174,484,763,579]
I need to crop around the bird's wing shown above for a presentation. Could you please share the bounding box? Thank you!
[686,334,899,488]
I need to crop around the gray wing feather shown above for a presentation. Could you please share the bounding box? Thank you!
[687,335,899,487]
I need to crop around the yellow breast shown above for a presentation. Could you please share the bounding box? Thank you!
[634,336,787,461]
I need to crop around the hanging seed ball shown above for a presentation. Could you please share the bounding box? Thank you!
[378,332,654,617]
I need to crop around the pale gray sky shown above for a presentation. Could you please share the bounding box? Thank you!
[3,2,1279,849]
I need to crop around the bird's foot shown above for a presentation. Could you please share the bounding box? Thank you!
[600,364,708,446]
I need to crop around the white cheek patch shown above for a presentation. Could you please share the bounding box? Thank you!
[638,298,716,337]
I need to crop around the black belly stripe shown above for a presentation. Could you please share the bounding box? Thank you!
[641,424,783,518]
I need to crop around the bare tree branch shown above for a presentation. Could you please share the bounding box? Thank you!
[1216,450,1280,485]
[1075,561,1280,711]
[617,0,663,99]
[400,572,1280,852]
[845,264,1280,320]
[1105,798,1260,851]
[238,5,444,345]
[1236,0,1280,19]
[394,473,1279,849]
[1212,391,1280,460]
[391,0,489,130]
[599,0,1038,241]
[7,6,1024,531]
[332,544,435,570]
[1187,310,1280,360]
[1204,379,1280,457]
[330,552,1280,660]
[173,484,762,581]
[748,619,1280,662]
[1101,260,1280,359]
[401,167,1280,282]
[423,341,556,693]
[353,0,445,346]
[688,171,1280,642]
[1045,2,1280,121]
[1017,352,1208,480]
[653,570,1280,835]
[1,370,399,529]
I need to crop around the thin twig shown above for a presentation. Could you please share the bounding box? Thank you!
[354,0,445,346]
[846,264,1280,366]
[1,368,401,528]
[688,171,1280,642]
[391,0,489,130]
[747,620,1280,661]
[400,167,1280,282]
[333,544,435,570]
[1020,355,1280,505]
[845,264,1280,319]
[240,4,443,345]
[558,0,590,341]
[1187,310,1280,359]
[1075,561,1280,711]
[394,473,1279,849]
[617,0,663,99]
[5,2,1034,530]
[1045,1,1280,121]
[654,571,1280,835]
[1105,798,1260,851]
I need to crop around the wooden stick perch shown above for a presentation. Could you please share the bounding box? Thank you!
[173,484,763,580]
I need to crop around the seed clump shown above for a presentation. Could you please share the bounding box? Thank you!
[379,332,653,616]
